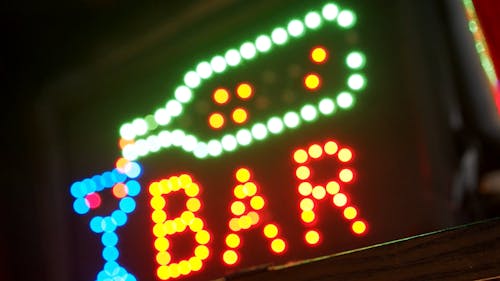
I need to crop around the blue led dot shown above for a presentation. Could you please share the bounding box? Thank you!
[73,198,90,214]
[102,246,119,261]
[70,182,86,198]
[104,261,120,276]
[111,210,128,226]
[125,180,140,196]
[97,270,110,281]
[83,178,97,193]
[125,162,142,179]
[90,216,104,233]
[102,217,117,232]
[102,232,118,247]
[112,169,127,183]
[101,171,114,188]
[92,175,104,191]
[119,197,136,214]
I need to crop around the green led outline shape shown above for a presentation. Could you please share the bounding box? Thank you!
[119,2,367,161]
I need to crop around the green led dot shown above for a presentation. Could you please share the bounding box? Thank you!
[225,49,242,66]
[338,10,356,28]
[207,139,223,157]
[271,27,288,45]
[305,11,322,29]
[184,71,201,88]
[322,3,339,21]
[283,111,300,128]
[318,98,335,115]
[144,115,158,131]
[221,134,238,152]
[346,51,366,69]
[236,129,252,146]
[337,92,354,109]
[211,55,227,73]
[196,61,212,79]
[287,19,305,37]
[267,117,284,134]
[119,123,135,140]
[300,104,318,122]
[174,85,193,103]
[347,74,366,91]
[240,42,257,60]
[251,123,268,140]
[154,108,170,126]
[255,35,272,53]
[182,135,198,152]
[193,142,208,159]
[132,118,148,136]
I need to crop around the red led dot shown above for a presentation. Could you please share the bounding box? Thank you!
[338,148,353,162]
[339,168,354,183]
[308,144,323,159]
[85,192,101,209]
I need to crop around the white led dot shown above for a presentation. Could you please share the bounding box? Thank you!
[240,42,257,60]
[132,118,148,136]
[305,11,322,29]
[284,112,300,128]
[171,130,185,147]
[322,3,339,21]
[211,55,227,73]
[184,71,201,88]
[154,108,170,126]
[337,92,354,108]
[194,142,208,159]
[271,28,288,45]
[338,10,356,28]
[166,100,182,117]
[196,62,212,79]
[348,74,366,90]
[267,117,284,134]
[146,135,161,153]
[157,131,172,148]
[236,129,252,146]
[255,35,272,53]
[318,98,335,115]
[122,144,138,161]
[346,52,366,69]
[207,139,223,157]
[174,86,193,103]
[221,134,237,152]
[135,139,149,157]
[225,49,241,66]
[251,123,268,140]
[287,19,305,37]
[300,104,318,121]
[119,123,135,140]
[182,135,198,152]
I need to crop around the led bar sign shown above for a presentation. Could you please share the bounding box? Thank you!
[70,2,368,280]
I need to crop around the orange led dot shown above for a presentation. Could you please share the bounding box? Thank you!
[324,141,338,155]
[234,184,246,199]
[293,149,309,164]
[213,88,230,104]
[232,108,248,124]
[312,185,326,200]
[194,245,210,260]
[301,210,315,223]
[152,210,167,224]
[310,46,328,64]
[308,144,323,159]
[115,157,131,172]
[263,224,279,239]
[195,230,211,245]
[304,73,321,90]
[300,198,315,211]
[156,251,171,265]
[339,168,354,183]
[238,216,252,229]
[209,112,225,129]
[225,234,241,248]
[271,238,286,253]
[186,198,201,212]
[247,211,260,225]
[223,250,239,265]
[157,265,170,280]
[243,182,257,197]
[338,148,353,162]
[305,230,320,245]
[352,220,367,235]
[250,196,265,210]
[333,193,348,207]
[344,206,358,220]
[298,182,313,196]
[236,83,253,99]
[296,166,311,180]
[236,168,251,183]
[112,183,128,198]
[326,181,340,195]
[231,201,246,216]
[155,237,170,252]
[189,257,203,272]
[229,218,241,232]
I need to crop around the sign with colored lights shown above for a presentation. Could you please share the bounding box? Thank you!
[70,2,373,280]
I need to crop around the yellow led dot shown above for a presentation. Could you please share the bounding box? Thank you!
[149,182,161,196]
[301,211,315,223]
[232,108,248,124]
[250,196,265,210]
[238,216,252,229]
[174,217,187,232]
[213,88,230,104]
[310,46,328,64]
[236,83,253,99]
[155,237,170,252]
[184,183,200,197]
[293,149,309,164]
[296,166,311,180]
[223,250,239,265]
[344,206,358,220]
[195,245,210,260]
[186,198,201,212]
[333,193,348,207]
[179,174,192,187]
[235,168,251,183]
[298,182,313,196]
[300,198,314,211]
[179,260,191,276]
[190,218,204,232]
[195,230,211,245]
[352,220,367,235]
[181,211,195,225]
[209,112,225,129]
[234,185,246,199]
[243,182,257,197]
[263,224,278,239]
[339,169,354,183]
[305,230,320,245]
[159,179,171,194]
[150,196,166,210]
[165,221,176,234]
[152,210,167,224]
[324,141,338,155]
[169,176,181,191]
[169,263,180,278]
[247,211,260,225]
[312,185,326,200]
[229,218,241,232]
[157,265,170,280]
[271,238,286,253]
[326,181,340,195]
[338,148,353,162]
[304,73,321,90]
[308,144,323,159]
[189,257,203,272]
[231,201,246,216]
[156,251,171,265]
[153,224,167,237]
[225,233,241,248]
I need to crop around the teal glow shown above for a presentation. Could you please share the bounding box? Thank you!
[255,35,272,53]
[338,10,356,28]
[225,49,241,66]
[337,92,354,109]
[240,42,257,59]
[251,123,268,140]
[287,19,305,37]
[305,11,322,29]
[318,98,335,115]
[183,71,201,88]
[300,104,318,121]
[283,111,300,128]
[236,129,252,146]
[322,3,339,21]
[267,117,284,134]
[195,61,213,79]
[174,86,193,103]
[210,55,227,73]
